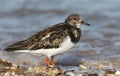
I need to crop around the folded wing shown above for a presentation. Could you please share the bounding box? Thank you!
[4,23,68,51]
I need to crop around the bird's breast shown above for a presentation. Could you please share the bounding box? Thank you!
[68,27,81,44]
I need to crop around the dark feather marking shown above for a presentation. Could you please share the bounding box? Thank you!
[68,26,81,43]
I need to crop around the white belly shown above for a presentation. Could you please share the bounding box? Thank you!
[15,36,75,57]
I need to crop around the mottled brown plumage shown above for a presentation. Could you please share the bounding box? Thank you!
[4,14,90,67]
[5,23,81,51]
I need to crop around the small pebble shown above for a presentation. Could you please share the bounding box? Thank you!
[115,70,120,75]
[79,64,87,70]
[88,73,98,76]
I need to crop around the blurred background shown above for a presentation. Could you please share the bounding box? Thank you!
[0,0,120,66]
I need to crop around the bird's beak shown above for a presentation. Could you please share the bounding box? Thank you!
[81,20,90,26]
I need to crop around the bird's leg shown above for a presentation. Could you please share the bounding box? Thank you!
[50,56,55,67]
[46,56,50,67]
[50,56,62,72]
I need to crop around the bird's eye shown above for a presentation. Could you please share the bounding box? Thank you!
[73,18,77,20]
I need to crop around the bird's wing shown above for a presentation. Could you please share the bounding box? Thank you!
[4,40,30,51]
[4,23,68,51]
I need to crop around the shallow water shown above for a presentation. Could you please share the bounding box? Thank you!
[0,0,120,66]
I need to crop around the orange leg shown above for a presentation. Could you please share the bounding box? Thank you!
[50,56,55,67]
[46,57,50,67]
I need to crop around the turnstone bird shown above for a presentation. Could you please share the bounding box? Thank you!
[4,14,90,67]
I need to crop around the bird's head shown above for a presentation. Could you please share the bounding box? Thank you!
[65,14,90,28]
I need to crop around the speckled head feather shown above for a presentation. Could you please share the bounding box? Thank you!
[65,14,82,27]
[65,14,90,27]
